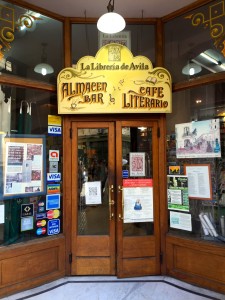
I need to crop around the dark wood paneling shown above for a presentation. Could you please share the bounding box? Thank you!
[76,236,110,256]
[123,236,156,258]
[120,257,158,278]
[0,236,65,298]
[0,73,56,91]
[63,116,73,275]
[173,72,225,92]
[174,245,225,283]
[76,258,111,275]
[2,247,58,285]
[166,235,225,294]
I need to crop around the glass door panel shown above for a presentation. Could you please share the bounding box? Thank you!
[116,121,160,278]
[122,127,154,237]
[77,128,109,235]
[71,122,116,276]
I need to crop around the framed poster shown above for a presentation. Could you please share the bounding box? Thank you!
[0,134,46,199]
[184,164,212,200]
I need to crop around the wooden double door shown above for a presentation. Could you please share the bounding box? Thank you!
[70,119,161,278]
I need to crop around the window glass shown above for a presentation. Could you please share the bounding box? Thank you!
[164,1,225,83]
[167,83,225,241]
[0,1,63,83]
[0,85,62,245]
[72,24,155,65]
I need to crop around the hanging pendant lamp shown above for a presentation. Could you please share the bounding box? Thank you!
[34,43,54,76]
[182,61,202,76]
[97,0,126,34]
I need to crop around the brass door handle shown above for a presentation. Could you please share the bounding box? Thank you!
[118,213,123,221]
[118,185,124,221]
[109,185,114,220]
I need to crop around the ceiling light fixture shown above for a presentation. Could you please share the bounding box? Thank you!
[34,43,54,76]
[97,0,126,34]
[182,61,202,76]
[200,52,219,65]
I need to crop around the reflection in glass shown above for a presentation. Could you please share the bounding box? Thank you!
[0,0,63,83]
[77,128,109,235]
[0,85,62,245]
[122,127,154,236]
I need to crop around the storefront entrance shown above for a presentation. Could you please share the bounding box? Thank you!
[69,118,161,278]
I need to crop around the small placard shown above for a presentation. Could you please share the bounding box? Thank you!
[49,161,58,173]
[49,150,60,161]
[21,204,34,217]
[47,173,61,182]
[21,216,34,231]
[47,219,60,235]
[46,194,60,210]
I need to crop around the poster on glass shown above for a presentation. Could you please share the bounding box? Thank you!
[176,119,221,158]
[123,179,153,223]
[0,135,46,199]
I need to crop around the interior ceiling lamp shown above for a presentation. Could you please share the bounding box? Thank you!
[34,43,54,76]
[200,51,225,70]
[182,61,202,76]
[200,52,219,65]
[97,0,126,34]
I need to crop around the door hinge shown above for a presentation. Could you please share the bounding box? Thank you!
[70,128,73,139]
[160,252,163,264]
[157,127,160,138]
[69,253,72,264]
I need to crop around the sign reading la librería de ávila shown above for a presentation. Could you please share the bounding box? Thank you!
[57,43,172,114]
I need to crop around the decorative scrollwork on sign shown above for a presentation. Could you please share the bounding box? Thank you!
[0,5,15,51]
[16,14,42,30]
[185,1,225,57]
[0,4,43,61]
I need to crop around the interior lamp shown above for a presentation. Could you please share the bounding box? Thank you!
[182,61,202,76]
[34,43,54,76]
[97,0,126,34]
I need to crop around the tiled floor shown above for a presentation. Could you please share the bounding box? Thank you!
[2,276,225,300]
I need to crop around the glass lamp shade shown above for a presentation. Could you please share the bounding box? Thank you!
[182,62,202,76]
[34,63,54,76]
[97,12,126,34]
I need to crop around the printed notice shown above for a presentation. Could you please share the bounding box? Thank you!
[185,165,212,200]
[85,181,102,205]
[170,211,192,231]
[123,179,153,223]
[167,175,189,211]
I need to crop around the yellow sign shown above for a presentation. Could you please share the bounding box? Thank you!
[48,115,62,126]
[57,44,172,114]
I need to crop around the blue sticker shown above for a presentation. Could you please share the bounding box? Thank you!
[47,219,60,235]
[36,212,47,220]
[47,173,61,182]
[46,194,60,210]
[48,126,62,136]
[122,170,129,178]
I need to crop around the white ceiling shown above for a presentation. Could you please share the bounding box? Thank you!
[25,0,198,18]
